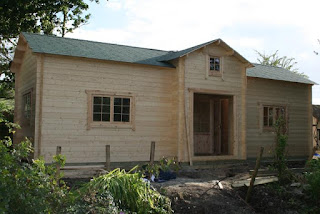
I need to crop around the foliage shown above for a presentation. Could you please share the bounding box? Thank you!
[143,157,180,179]
[272,116,290,183]
[305,159,320,201]
[255,50,308,78]
[0,0,100,38]
[66,190,119,214]
[144,162,161,179]
[0,137,69,213]
[0,97,16,140]
[77,167,173,214]
[159,156,180,173]
[0,0,101,91]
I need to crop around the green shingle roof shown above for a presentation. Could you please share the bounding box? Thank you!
[247,63,316,85]
[22,32,174,68]
[21,32,315,85]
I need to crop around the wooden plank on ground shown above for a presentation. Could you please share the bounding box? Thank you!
[232,176,279,188]
[249,168,306,176]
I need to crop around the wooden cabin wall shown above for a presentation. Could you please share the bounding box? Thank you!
[182,44,247,161]
[14,49,37,146]
[246,78,312,158]
[39,55,177,163]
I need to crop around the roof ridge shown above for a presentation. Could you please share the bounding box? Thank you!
[22,32,171,54]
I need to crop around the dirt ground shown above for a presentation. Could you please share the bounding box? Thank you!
[152,162,318,214]
[64,161,319,214]
[152,164,254,214]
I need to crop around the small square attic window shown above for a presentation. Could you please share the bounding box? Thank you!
[210,57,220,72]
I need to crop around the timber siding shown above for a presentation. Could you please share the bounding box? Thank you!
[12,33,314,164]
[40,55,177,163]
[246,77,312,158]
[183,44,247,161]
[14,49,37,144]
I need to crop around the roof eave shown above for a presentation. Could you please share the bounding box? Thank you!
[247,76,317,85]
[10,33,28,73]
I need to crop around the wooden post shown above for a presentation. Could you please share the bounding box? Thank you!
[55,146,62,183]
[105,145,110,171]
[150,141,155,165]
[246,147,264,203]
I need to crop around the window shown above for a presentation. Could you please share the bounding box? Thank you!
[210,57,220,72]
[23,92,31,120]
[86,91,134,129]
[208,56,222,77]
[263,106,286,129]
[92,96,131,123]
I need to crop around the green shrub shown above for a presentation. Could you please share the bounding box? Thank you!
[142,157,180,179]
[159,156,180,173]
[272,117,289,183]
[66,190,119,214]
[306,159,320,201]
[0,137,68,213]
[77,167,173,214]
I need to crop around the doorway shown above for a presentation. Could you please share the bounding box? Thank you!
[193,93,233,156]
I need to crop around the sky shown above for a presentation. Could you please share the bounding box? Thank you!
[66,0,320,103]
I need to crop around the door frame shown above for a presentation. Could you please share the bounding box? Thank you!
[188,88,238,161]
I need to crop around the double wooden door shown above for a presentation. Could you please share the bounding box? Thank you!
[193,95,229,156]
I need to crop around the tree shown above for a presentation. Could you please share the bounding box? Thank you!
[0,0,100,90]
[255,50,308,78]
[0,0,101,137]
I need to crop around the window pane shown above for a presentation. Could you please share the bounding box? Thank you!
[210,57,220,71]
[114,98,121,105]
[102,105,110,113]
[114,114,121,121]
[114,106,121,114]
[93,113,101,121]
[24,93,31,119]
[269,108,273,126]
[123,98,130,105]
[102,97,110,104]
[122,114,130,122]
[263,107,268,126]
[122,106,130,114]
[102,114,110,121]
[94,97,102,104]
[210,58,214,70]
[93,105,101,113]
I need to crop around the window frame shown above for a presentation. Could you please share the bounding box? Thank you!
[207,55,223,77]
[261,104,288,132]
[86,90,135,130]
[22,88,33,124]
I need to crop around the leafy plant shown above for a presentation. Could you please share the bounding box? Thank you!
[0,137,69,213]
[159,156,180,173]
[144,162,161,179]
[66,190,119,214]
[77,167,173,214]
[305,159,320,201]
[272,116,290,183]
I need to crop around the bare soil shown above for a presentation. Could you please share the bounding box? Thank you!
[152,164,319,214]
[64,161,319,214]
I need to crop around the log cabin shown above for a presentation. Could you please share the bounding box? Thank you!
[11,32,316,165]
